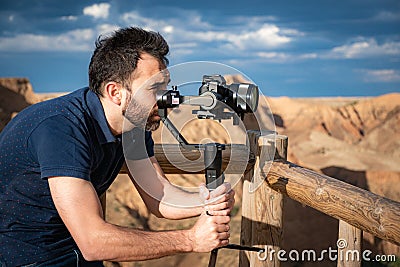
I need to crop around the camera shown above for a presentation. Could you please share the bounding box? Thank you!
[157,74,259,121]
[199,74,259,115]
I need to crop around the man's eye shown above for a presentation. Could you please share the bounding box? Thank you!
[149,85,161,90]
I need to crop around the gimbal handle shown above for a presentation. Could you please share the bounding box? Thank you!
[203,143,225,190]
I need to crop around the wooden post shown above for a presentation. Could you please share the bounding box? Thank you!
[337,220,362,267]
[240,131,260,267]
[240,132,287,267]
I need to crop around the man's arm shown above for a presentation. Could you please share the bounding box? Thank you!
[48,176,230,262]
[127,156,235,220]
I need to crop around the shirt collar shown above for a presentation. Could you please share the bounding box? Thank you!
[85,88,116,144]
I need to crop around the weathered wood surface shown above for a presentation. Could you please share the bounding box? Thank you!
[239,132,259,267]
[337,220,362,267]
[240,132,286,267]
[265,160,400,246]
[120,144,251,174]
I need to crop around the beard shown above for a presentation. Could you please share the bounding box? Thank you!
[145,108,162,131]
[123,96,161,131]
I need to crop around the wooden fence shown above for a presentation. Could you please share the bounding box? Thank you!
[238,131,400,267]
[114,130,400,267]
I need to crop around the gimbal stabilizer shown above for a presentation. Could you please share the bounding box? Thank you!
[156,75,264,267]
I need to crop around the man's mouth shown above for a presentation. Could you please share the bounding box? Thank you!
[149,110,161,121]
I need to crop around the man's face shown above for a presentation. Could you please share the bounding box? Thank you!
[122,53,169,131]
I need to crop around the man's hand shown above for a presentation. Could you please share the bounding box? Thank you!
[188,211,230,252]
[199,182,236,216]
[188,182,235,252]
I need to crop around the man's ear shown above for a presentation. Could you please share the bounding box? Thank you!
[103,82,123,105]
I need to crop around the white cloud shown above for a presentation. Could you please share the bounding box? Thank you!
[0,25,127,52]
[163,25,174,34]
[60,15,78,21]
[229,24,292,49]
[281,28,304,36]
[170,23,295,52]
[254,51,319,63]
[187,15,212,29]
[0,29,95,52]
[121,9,212,31]
[373,11,400,22]
[96,24,120,36]
[121,11,158,27]
[257,52,290,62]
[120,11,298,52]
[326,38,400,59]
[299,53,318,59]
[361,69,400,83]
[83,3,110,19]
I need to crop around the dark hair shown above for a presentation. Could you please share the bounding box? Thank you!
[88,27,169,96]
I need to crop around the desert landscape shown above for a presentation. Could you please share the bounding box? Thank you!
[0,77,399,267]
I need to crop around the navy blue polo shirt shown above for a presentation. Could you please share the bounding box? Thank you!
[0,87,154,266]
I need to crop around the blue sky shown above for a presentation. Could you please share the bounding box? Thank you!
[0,0,399,97]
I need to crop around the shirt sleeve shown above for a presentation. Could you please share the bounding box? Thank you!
[123,128,154,160]
[145,131,155,158]
[28,115,92,180]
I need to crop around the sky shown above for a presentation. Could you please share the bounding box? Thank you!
[0,0,399,97]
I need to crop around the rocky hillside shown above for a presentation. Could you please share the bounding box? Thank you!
[268,94,400,169]
[0,78,36,131]
[0,78,64,131]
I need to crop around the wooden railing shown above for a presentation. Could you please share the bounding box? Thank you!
[238,131,400,267]
[116,131,400,267]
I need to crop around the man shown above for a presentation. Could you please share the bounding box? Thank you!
[0,27,234,266]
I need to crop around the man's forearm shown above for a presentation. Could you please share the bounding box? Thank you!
[83,221,193,261]
[158,192,204,219]
[128,157,233,220]
[128,158,205,219]
[158,182,234,219]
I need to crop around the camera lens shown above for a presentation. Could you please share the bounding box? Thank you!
[229,83,259,113]
[247,84,259,112]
